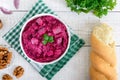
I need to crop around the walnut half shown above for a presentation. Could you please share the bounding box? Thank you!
[0,46,12,69]
[13,66,24,78]
[2,74,13,80]
[0,20,3,29]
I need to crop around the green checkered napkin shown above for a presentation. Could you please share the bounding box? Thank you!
[2,0,85,80]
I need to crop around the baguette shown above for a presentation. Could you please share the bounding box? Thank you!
[90,23,117,80]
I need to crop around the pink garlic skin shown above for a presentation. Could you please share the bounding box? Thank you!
[0,0,20,14]
[0,7,12,14]
[14,0,20,9]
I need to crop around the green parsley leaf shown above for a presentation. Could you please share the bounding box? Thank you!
[65,0,117,18]
[42,34,54,45]
[48,36,54,43]
[43,34,49,41]
[42,40,48,45]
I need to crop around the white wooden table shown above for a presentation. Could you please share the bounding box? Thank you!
[0,0,120,80]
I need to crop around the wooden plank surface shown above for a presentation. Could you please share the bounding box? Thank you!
[0,0,120,80]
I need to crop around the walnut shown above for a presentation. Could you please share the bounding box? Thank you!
[0,46,12,69]
[13,66,24,78]
[0,20,3,29]
[2,74,13,80]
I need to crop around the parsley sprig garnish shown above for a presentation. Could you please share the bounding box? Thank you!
[42,34,54,45]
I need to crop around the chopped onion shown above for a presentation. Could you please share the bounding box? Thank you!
[0,7,12,14]
[14,0,20,9]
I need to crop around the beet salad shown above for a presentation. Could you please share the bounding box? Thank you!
[22,15,69,63]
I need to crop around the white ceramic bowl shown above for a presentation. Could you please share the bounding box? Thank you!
[20,13,70,65]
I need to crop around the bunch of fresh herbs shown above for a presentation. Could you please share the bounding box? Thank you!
[65,0,116,18]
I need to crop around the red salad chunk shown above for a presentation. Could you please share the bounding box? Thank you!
[22,15,69,63]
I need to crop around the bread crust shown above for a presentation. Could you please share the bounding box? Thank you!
[91,34,116,67]
[90,24,117,80]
